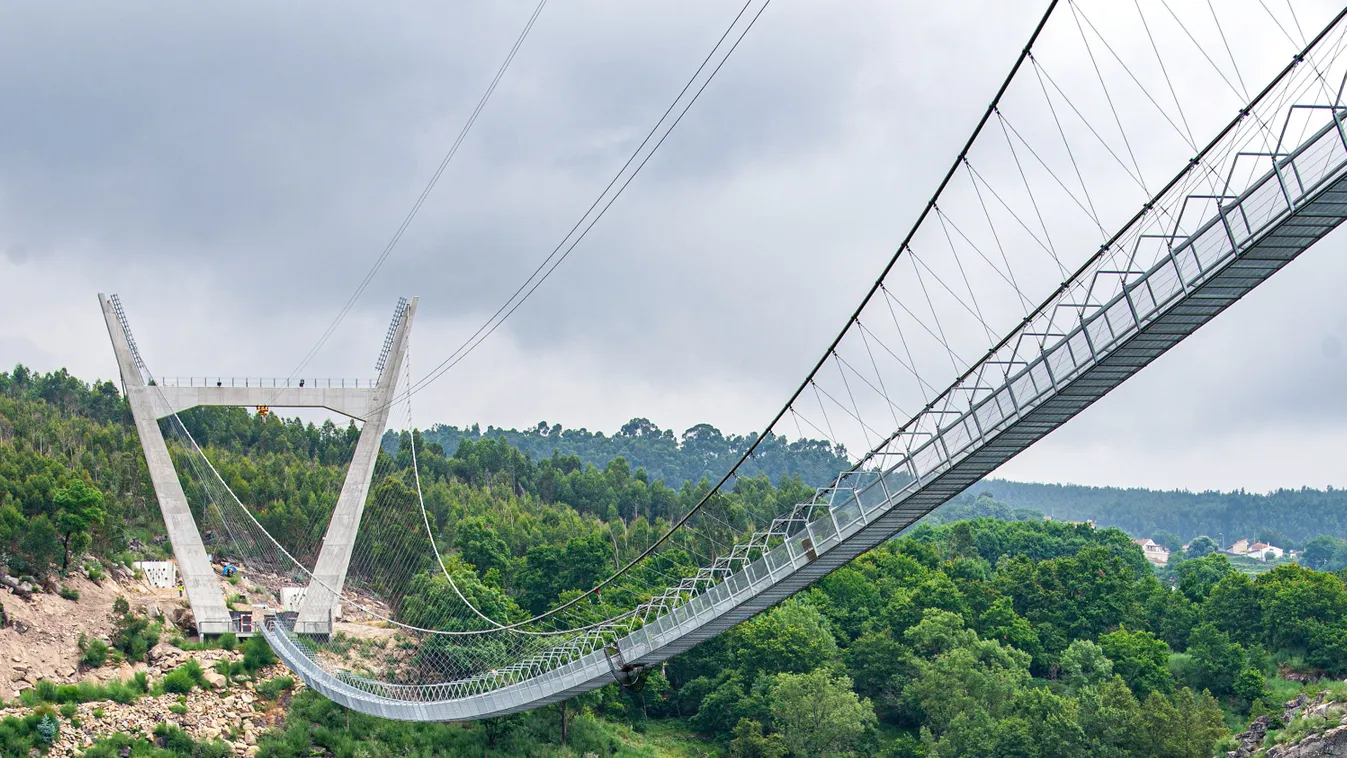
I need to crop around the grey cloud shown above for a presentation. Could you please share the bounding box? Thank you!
[4,1,1347,492]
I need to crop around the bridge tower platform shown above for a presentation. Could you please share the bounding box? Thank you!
[99,294,417,636]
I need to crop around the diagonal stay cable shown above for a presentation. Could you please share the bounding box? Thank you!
[400,0,1069,627]
[394,0,771,408]
[288,1,549,383]
[850,4,1347,474]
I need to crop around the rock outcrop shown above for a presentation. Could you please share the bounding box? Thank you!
[0,660,298,757]
[1229,715,1272,757]
[1229,691,1347,758]
[1264,726,1347,757]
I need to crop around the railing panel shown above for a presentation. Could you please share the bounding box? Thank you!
[1291,124,1347,192]
[1192,222,1233,270]
[1239,173,1290,233]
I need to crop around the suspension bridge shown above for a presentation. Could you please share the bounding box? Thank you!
[101,1,1347,721]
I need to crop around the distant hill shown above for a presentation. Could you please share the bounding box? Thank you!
[967,479,1347,546]
[417,420,1347,546]
[419,418,851,489]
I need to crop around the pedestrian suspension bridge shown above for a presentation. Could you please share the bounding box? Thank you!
[103,0,1347,721]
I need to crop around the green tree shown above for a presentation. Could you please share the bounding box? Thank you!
[1233,668,1269,712]
[1059,639,1114,692]
[17,516,60,577]
[901,613,1032,735]
[53,481,106,573]
[1302,535,1339,570]
[454,516,509,578]
[1100,627,1173,697]
[1183,623,1244,697]
[842,631,905,702]
[1137,688,1228,758]
[728,719,787,758]
[1077,676,1144,758]
[1202,572,1262,645]
[1185,536,1219,559]
[734,600,838,679]
[769,669,875,758]
[1175,554,1234,603]
[1256,564,1347,655]
[977,596,1042,660]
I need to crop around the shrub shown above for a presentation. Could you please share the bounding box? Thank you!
[254,675,295,701]
[32,680,58,703]
[242,634,277,673]
[156,659,207,695]
[58,703,77,719]
[81,638,109,668]
[85,561,104,583]
[213,658,245,682]
[217,632,237,651]
[168,701,187,715]
[159,668,195,695]
[58,584,79,601]
[110,604,160,663]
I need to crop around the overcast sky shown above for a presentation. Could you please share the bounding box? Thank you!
[3,1,1347,493]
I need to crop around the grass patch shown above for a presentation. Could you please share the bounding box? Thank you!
[19,673,149,706]
[171,631,237,652]
[80,722,231,758]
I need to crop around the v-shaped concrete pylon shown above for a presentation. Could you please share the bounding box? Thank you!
[99,294,417,637]
[295,298,416,634]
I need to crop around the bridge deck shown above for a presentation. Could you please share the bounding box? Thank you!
[267,113,1347,720]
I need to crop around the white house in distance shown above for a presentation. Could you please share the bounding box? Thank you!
[1225,538,1285,561]
[1247,542,1284,561]
[1134,539,1170,565]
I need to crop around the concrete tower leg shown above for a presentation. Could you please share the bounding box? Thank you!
[295,298,418,634]
[98,294,234,636]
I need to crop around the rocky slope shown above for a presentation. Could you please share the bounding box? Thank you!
[0,656,298,757]
[1229,692,1347,758]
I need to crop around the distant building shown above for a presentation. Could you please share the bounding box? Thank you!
[1248,542,1285,561]
[1226,538,1251,556]
[1134,538,1170,565]
[1066,520,1096,528]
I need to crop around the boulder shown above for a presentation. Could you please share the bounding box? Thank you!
[148,643,178,664]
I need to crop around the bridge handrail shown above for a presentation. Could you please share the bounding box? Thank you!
[264,105,1347,720]
[155,377,379,389]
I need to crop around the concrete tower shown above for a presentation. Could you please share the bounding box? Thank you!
[99,294,417,636]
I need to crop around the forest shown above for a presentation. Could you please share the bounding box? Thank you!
[980,479,1347,546]
[6,364,1347,756]
[419,419,850,489]
[423,420,1347,548]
